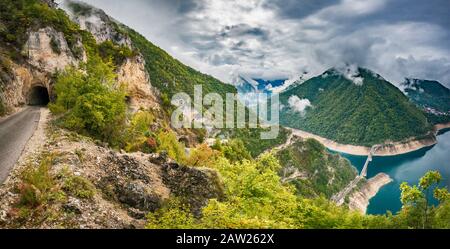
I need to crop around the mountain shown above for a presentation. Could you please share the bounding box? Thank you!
[234,75,287,94]
[280,67,432,146]
[234,75,259,94]
[402,78,450,124]
[62,0,236,101]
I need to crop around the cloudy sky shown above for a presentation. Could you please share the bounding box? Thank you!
[80,0,450,87]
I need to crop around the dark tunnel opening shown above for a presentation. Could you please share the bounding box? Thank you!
[28,86,50,106]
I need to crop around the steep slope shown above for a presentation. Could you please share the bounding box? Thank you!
[0,0,90,115]
[280,67,431,146]
[402,78,450,125]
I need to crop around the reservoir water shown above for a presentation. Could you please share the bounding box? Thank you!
[338,129,450,215]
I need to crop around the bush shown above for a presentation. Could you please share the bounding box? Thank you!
[49,56,127,146]
[62,175,95,199]
[18,155,55,207]
[98,40,135,66]
[0,99,7,116]
[124,111,154,152]
[156,130,186,163]
[185,143,221,167]
[211,139,252,163]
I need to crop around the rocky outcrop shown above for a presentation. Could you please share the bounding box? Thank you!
[0,122,225,228]
[348,173,393,214]
[62,1,161,113]
[160,162,225,216]
[117,56,159,111]
[1,26,85,113]
[25,27,85,73]
[62,0,131,47]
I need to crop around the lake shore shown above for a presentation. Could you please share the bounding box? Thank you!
[348,173,393,214]
[287,122,450,156]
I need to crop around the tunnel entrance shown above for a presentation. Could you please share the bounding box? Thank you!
[28,86,50,106]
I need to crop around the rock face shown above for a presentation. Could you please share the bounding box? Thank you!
[1,26,85,113]
[62,1,160,112]
[117,56,159,111]
[348,173,393,214]
[62,0,131,47]
[160,163,225,216]
[25,27,84,73]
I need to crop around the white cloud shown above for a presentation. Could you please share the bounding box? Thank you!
[288,96,312,116]
[80,0,450,88]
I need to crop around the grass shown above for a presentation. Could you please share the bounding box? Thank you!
[11,152,96,226]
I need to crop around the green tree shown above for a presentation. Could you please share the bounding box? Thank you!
[398,171,448,228]
[49,56,127,146]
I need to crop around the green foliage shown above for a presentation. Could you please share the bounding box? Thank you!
[403,79,450,114]
[146,199,197,229]
[147,153,379,229]
[20,156,54,202]
[124,111,154,152]
[49,56,127,146]
[0,98,7,116]
[211,139,252,163]
[185,143,222,167]
[0,0,85,60]
[18,154,57,208]
[276,138,358,198]
[223,127,290,158]
[98,40,135,66]
[62,175,95,199]
[49,36,61,54]
[156,130,186,163]
[280,68,431,146]
[397,171,449,228]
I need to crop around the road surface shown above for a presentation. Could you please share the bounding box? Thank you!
[0,107,41,184]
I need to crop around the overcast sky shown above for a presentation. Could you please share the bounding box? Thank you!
[79,0,450,87]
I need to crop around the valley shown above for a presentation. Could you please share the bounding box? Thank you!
[0,0,449,229]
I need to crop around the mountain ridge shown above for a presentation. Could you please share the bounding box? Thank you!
[279,67,432,146]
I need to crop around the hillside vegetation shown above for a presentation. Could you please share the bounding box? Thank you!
[403,78,450,125]
[276,138,358,198]
[280,68,431,146]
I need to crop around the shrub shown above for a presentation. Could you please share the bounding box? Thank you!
[62,175,95,199]
[124,111,154,152]
[98,40,135,66]
[49,56,127,146]
[156,130,186,163]
[185,143,221,167]
[0,99,7,116]
[49,36,61,54]
[18,155,55,207]
[212,139,252,163]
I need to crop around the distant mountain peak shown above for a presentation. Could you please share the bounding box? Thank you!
[323,66,386,85]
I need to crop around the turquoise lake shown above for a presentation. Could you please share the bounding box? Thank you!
[337,129,450,215]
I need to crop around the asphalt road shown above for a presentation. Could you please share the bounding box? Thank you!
[0,107,41,184]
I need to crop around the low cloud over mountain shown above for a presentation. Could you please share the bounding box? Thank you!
[78,0,450,87]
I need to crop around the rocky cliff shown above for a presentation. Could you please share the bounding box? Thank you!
[1,26,85,113]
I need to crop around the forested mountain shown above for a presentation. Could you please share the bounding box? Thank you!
[402,78,450,125]
[280,67,431,146]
